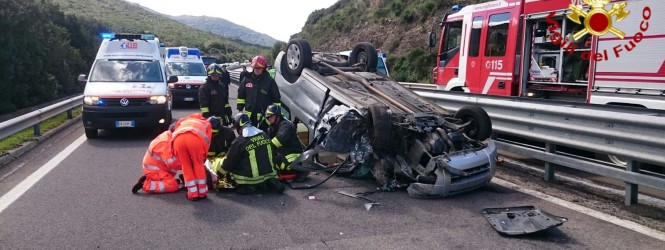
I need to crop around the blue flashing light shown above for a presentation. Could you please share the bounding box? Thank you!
[140,34,155,40]
[100,33,115,39]
[98,99,105,106]
[452,4,464,12]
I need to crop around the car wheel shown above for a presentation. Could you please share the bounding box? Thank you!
[312,53,348,67]
[368,104,393,152]
[285,38,312,76]
[350,42,378,72]
[85,128,98,139]
[454,106,492,141]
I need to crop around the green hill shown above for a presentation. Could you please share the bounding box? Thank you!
[50,0,269,62]
[295,0,483,83]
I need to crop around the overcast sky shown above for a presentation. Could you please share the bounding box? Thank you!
[124,0,338,42]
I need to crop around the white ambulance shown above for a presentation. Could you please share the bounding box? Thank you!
[164,46,207,104]
[78,33,176,138]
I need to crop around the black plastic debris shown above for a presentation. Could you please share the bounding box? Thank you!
[482,206,567,235]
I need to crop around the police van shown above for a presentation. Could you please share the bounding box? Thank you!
[78,33,176,138]
[164,46,207,104]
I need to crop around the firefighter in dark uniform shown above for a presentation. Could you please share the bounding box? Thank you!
[206,116,236,158]
[199,64,232,125]
[236,56,281,130]
[214,113,285,194]
[220,65,231,86]
[265,105,308,182]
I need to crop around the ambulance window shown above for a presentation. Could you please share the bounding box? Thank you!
[166,62,207,76]
[469,16,483,57]
[485,12,510,57]
[90,60,163,82]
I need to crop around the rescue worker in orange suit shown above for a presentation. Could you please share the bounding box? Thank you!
[211,113,285,195]
[131,126,182,194]
[237,55,281,131]
[199,64,232,125]
[172,113,213,201]
[207,116,236,158]
[265,105,309,182]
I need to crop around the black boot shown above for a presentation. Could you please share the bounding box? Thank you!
[236,185,257,195]
[265,178,285,194]
[132,175,147,194]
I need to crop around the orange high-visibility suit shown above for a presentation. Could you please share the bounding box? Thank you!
[142,130,181,193]
[172,113,212,200]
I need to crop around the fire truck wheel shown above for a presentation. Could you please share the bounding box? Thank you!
[350,42,378,72]
[285,38,312,76]
[313,53,349,67]
[368,104,394,153]
[454,106,492,141]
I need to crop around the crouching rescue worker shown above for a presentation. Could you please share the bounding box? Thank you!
[265,105,308,182]
[210,113,285,194]
[132,126,182,194]
[237,55,281,131]
[199,64,232,125]
[207,116,236,158]
[172,113,213,201]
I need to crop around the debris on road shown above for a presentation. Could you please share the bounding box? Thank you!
[482,206,567,235]
[335,190,380,210]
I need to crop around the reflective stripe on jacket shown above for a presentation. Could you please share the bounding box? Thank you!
[172,113,212,151]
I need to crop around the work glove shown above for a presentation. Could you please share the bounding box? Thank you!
[236,104,244,112]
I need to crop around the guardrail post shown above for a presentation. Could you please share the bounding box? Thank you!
[544,143,556,181]
[33,123,41,137]
[67,109,73,119]
[625,160,639,205]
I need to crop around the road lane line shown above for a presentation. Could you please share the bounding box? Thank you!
[493,177,665,242]
[0,135,86,214]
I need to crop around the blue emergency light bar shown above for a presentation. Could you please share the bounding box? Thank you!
[452,5,465,12]
[100,33,156,40]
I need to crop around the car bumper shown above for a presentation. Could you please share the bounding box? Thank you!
[171,88,199,103]
[407,140,498,198]
[82,104,169,129]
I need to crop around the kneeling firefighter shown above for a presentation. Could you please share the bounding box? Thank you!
[265,104,308,181]
[209,113,285,194]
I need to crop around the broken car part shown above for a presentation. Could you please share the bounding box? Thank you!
[482,206,568,235]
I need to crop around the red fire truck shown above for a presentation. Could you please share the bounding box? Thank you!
[428,0,664,109]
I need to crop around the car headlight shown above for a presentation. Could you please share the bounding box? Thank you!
[168,83,175,88]
[149,95,167,104]
[83,96,100,105]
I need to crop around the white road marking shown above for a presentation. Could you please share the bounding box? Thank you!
[502,157,665,208]
[493,177,665,242]
[0,135,86,214]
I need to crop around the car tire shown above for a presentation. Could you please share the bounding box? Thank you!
[285,38,312,76]
[368,104,393,152]
[85,128,98,139]
[454,106,492,141]
[312,53,348,67]
[350,42,378,72]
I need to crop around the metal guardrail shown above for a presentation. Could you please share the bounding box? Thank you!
[0,95,83,141]
[409,88,665,205]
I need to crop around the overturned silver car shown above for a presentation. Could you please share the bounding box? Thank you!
[275,39,497,198]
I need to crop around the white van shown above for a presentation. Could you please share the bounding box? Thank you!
[164,46,207,103]
[78,33,176,138]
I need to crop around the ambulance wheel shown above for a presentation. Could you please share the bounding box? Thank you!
[454,106,492,141]
[350,42,378,72]
[368,104,393,152]
[85,128,98,139]
[285,38,312,76]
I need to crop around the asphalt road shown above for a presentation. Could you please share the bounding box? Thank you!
[0,85,663,249]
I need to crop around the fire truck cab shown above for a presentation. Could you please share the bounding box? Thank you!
[430,0,665,109]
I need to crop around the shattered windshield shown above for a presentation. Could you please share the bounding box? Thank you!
[166,62,207,76]
[89,60,163,82]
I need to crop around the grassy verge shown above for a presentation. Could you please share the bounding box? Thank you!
[0,106,82,155]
